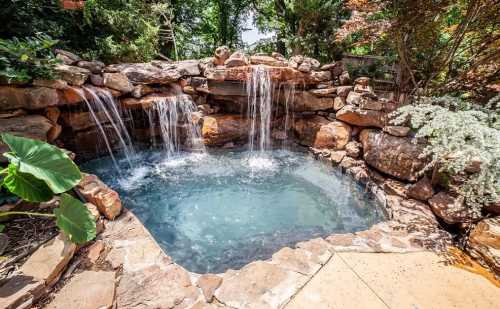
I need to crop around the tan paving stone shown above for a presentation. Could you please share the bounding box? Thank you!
[46,271,115,309]
[286,255,387,309]
[286,252,500,309]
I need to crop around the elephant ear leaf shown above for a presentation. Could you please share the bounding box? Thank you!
[1,133,82,194]
[54,193,96,244]
[2,164,53,202]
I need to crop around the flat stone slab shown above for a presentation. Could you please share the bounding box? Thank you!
[0,275,44,309]
[102,210,202,308]
[215,261,308,309]
[20,233,76,285]
[286,252,500,309]
[46,271,115,309]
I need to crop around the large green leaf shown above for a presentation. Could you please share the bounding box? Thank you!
[54,193,96,244]
[1,133,82,194]
[2,164,53,202]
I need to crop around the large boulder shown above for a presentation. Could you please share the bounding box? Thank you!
[360,129,428,182]
[467,217,500,274]
[336,105,386,128]
[294,116,351,149]
[224,51,249,68]
[293,91,334,112]
[428,192,475,224]
[0,115,52,141]
[0,115,53,160]
[214,46,231,66]
[0,86,59,110]
[76,174,122,220]
[314,121,351,149]
[103,73,134,93]
[55,64,90,86]
[77,60,105,74]
[55,49,81,65]
[106,60,200,84]
[250,55,287,67]
[202,115,250,146]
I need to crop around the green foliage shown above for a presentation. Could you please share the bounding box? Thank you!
[391,95,500,215]
[171,0,250,59]
[1,133,82,194]
[346,60,386,80]
[1,0,170,63]
[55,194,97,244]
[83,0,166,62]
[339,0,500,98]
[0,34,60,83]
[2,164,53,202]
[253,0,348,62]
[0,133,95,244]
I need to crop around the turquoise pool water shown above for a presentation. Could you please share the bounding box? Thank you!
[82,149,383,273]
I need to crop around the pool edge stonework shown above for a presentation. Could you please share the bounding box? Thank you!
[98,150,451,308]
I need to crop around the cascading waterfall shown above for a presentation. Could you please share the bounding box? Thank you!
[148,94,205,157]
[281,83,295,148]
[246,65,273,155]
[73,87,135,171]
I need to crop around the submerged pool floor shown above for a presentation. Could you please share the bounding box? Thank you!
[83,149,383,273]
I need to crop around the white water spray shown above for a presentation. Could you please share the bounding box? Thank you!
[246,65,273,154]
[147,94,205,158]
[73,87,135,171]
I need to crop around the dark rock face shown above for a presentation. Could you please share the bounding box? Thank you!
[292,91,334,112]
[360,129,429,182]
[428,192,475,224]
[202,115,250,146]
[407,176,434,201]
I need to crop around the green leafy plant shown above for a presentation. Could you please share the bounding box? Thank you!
[391,95,500,216]
[0,34,60,83]
[0,133,96,244]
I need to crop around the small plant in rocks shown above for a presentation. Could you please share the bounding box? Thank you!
[0,133,96,244]
[391,95,500,217]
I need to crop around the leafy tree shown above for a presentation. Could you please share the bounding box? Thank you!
[82,0,170,62]
[0,134,96,244]
[337,0,500,100]
[170,0,250,59]
[1,0,171,63]
[252,0,348,62]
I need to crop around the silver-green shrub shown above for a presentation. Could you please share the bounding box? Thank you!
[391,95,500,216]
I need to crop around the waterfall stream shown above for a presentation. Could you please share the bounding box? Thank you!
[73,87,135,171]
[147,94,205,158]
[246,65,273,155]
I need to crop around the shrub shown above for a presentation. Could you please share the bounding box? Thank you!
[391,95,500,216]
[0,34,60,83]
[0,133,96,244]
